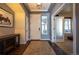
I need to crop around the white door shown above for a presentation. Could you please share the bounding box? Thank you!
[30,14,41,40]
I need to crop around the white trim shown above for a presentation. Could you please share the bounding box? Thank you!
[73,3,76,55]
[30,39,50,40]
[41,39,50,40]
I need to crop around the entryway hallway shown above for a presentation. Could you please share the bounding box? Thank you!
[0,3,74,55]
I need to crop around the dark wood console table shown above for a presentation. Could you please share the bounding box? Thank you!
[0,34,20,54]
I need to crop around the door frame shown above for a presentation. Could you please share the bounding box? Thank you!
[30,13,51,40]
[51,3,66,42]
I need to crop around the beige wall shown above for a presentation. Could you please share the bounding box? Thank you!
[7,4,26,44]
[0,3,14,36]
[15,12,26,44]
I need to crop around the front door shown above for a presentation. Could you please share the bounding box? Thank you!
[30,14,41,40]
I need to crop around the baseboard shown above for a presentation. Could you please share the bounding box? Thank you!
[41,39,50,40]
[31,39,49,41]
[31,39,51,40]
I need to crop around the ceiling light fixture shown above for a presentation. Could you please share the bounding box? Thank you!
[37,3,41,5]
[36,3,41,9]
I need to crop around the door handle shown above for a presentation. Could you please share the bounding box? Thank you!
[39,28,40,31]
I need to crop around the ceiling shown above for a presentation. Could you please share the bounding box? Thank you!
[24,3,51,12]
[57,4,73,17]
[59,4,73,14]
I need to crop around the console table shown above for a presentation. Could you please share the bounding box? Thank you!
[0,34,20,54]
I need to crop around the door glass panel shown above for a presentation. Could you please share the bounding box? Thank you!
[41,16,48,35]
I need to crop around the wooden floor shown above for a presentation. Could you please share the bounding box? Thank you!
[8,44,27,55]
[8,41,31,55]
[56,39,73,54]
[7,40,72,55]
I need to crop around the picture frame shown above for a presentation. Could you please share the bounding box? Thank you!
[0,7,14,27]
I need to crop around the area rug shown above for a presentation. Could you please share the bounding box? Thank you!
[48,42,67,55]
[23,41,55,55]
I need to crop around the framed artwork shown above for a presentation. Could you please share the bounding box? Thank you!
[0,7,14,27]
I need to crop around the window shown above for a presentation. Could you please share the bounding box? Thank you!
[64,18,71,33]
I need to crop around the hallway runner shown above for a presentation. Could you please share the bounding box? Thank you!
[48,42,67,55]
[23,41,55,55]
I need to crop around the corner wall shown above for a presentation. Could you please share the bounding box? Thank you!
[7,3,26,44]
